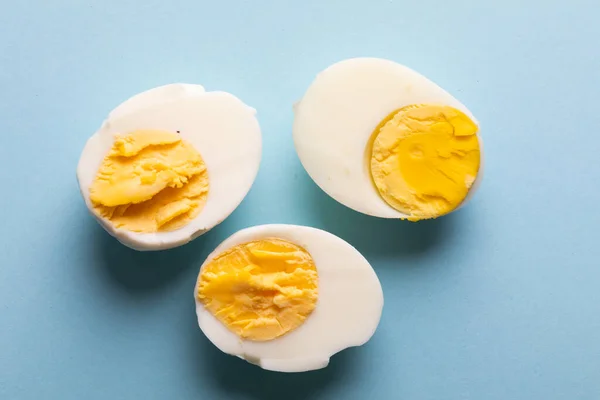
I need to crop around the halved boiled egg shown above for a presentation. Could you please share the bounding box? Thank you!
[293,58,483,220]
[77,84,261,250]
[195,224,384,372]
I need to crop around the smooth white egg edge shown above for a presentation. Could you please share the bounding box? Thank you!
[108,83,206,121]
[77,85,262,250]
[293,57,484,219]
[194,224,384,373]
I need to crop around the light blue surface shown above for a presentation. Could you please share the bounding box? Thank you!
[1,0,599,399]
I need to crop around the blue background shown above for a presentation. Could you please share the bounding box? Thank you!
[1,1,599,399]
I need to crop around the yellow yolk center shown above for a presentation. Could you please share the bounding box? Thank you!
[90,130,209,233]
[369,104,480,220]
[198,238,318,341]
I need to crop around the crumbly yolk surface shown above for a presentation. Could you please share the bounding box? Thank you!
[369,105,480,220]
[90,130,209,233]
[198,238,318,341]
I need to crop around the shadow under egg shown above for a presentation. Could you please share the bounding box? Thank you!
[89,222,222,295]
[296,167,456,262]
[187,311,364,400]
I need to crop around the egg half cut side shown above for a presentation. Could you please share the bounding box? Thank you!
[195,224,384,373]
[293,58,483,220]
[77,84,262,250]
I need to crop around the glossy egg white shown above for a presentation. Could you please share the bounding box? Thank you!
[195,224,384,373]
[293,58,484,218]
[77,84,262,250]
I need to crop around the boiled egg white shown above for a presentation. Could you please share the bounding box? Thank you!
[77,84,261,250]
[293,58,484,221]
[195,224,384,373]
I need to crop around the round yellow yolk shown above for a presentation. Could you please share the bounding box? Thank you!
[369,105,480,220]
[198,238,319,341]
[90,130,209,233]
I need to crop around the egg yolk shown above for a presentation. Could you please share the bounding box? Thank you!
[198,238,318,341]
[369,105,480,220]
[90,130,209,233]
